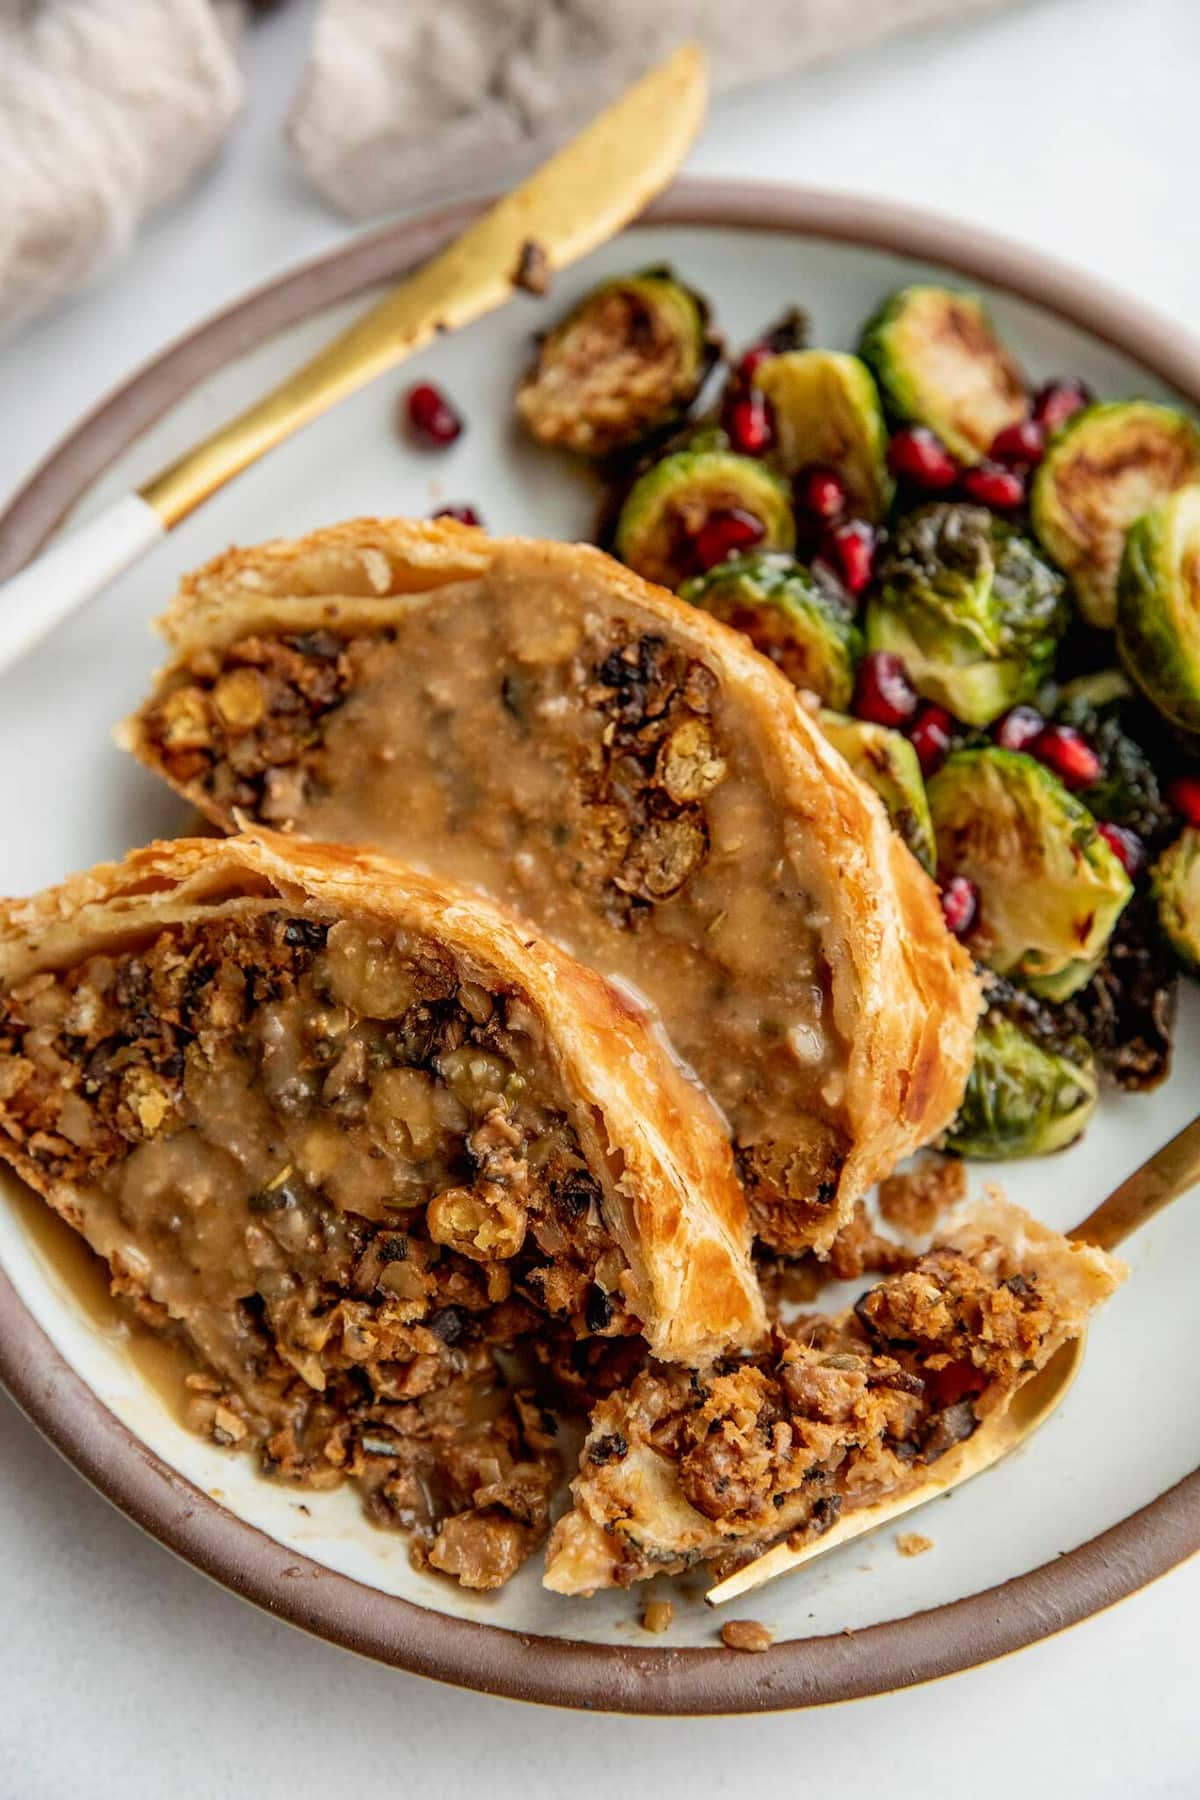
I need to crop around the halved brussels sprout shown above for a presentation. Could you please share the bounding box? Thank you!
[750,350,893,521]
[818,711,936,873]
[927,747,1133,998]
[1151,827,1200,973]
[680,553,861,708]
[945,1012,1097,1160]
[517,269,715,457]
[865,503,1067,727]
[1031,402,1200,628]
[858,285,1026,464]
[1116,483,1200,735]
[614,449,795,589]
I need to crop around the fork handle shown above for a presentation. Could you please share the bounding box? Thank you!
[1070,1114,1200,1252]
[0,493,165,675]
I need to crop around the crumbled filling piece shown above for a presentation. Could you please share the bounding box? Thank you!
[0,909,648,1587]
[720,1619,774,1653]
[545,1226,1109,1592]
[878,1156,967,1239]
[135,546,855,1251]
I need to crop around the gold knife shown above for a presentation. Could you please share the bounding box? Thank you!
[0,44,707,673]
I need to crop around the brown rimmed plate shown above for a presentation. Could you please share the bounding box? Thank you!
[0,179,1198,1713]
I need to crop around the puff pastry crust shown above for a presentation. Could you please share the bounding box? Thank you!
[124,520,983,1252]
[0,829,763,1366]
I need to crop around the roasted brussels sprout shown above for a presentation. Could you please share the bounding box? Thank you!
[681,554,861,708]
[927,747,1133,998]
[858,285,1026,464]
[614,449,795,589]
[1116,483,1200,735]
[749,350,893,521]
[945,1012,1097,1160]
[517,269,715,457]
[1151,827,1200,973]
[1031,402,1200,627]
[818,711,936,873]
[865,503,1067,728]
[1052,670,1171,841]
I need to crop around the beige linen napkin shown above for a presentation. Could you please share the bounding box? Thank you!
[0,0,1019,334]
[0,0,242,335]
[288,0,1019,218]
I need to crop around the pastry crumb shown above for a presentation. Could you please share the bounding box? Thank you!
[720,1619,773,1653]
[896,1532,934,1558]
[514,239,552,296]
[879,1155,967,1238]
[642,1600,673,1635]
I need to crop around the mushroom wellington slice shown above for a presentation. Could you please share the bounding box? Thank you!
[0,832,764,1586]
[124,520,982,1253]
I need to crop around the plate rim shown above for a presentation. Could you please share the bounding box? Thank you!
[0,176,1197,1713]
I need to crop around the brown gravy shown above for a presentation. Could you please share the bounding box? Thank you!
[7,1179,199,1424]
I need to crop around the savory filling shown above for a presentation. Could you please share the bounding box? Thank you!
[138,546,852,1241]
[0,908,645,1587]
[544,1218,1115,1592]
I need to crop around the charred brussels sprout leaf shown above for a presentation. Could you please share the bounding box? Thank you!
[1031,402,1200,627]
[614,449,795,589]
[866,503,1067,728]
[1151,827,1200,973]
[517,270,715,457]
[818,711,936,874]
[927,747,1133,998]
[1116,483,1200,735]
[681,554,861,708]
[750,350,893,521]
[1052,671,1171,841]
[945,1012,1097,1160]
[858,285,1026,464]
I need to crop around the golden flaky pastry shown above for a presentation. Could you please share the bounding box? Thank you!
[0,830,764,1373]
[123,520,982,1252]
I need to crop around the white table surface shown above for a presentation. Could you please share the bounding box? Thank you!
[1,0,1198,1793]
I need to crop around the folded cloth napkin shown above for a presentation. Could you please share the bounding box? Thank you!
[0,0,1019,335]
[288,0,1018,218]
[0,0,241,335]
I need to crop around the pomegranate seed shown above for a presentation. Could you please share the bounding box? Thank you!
[960,460,1026,509]
[1033,379,1092,434]
[994,704,1045,752]
[737,344,774,381]
[431,503,482,527]
[940,875,979,938]
[887,427,958,489]
[924,1358,985,1407]
[406,382,463,447]
[693,508,764,572]
[853,650,918,728]
[825,520,877,596]
[1166,774,1200,826]
[1030,724,1102,789]
[797,465,848,520]
[725,388,774,456]
[989,418,1045,467]
[909,704,954,776]
[1097,821,1145,877]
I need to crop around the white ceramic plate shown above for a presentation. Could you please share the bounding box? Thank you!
[0,183,1197,1712]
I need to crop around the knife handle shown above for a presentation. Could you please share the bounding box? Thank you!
[0,494,165,675]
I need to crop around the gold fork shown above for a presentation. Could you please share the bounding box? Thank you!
[707,1113,1200,1607]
